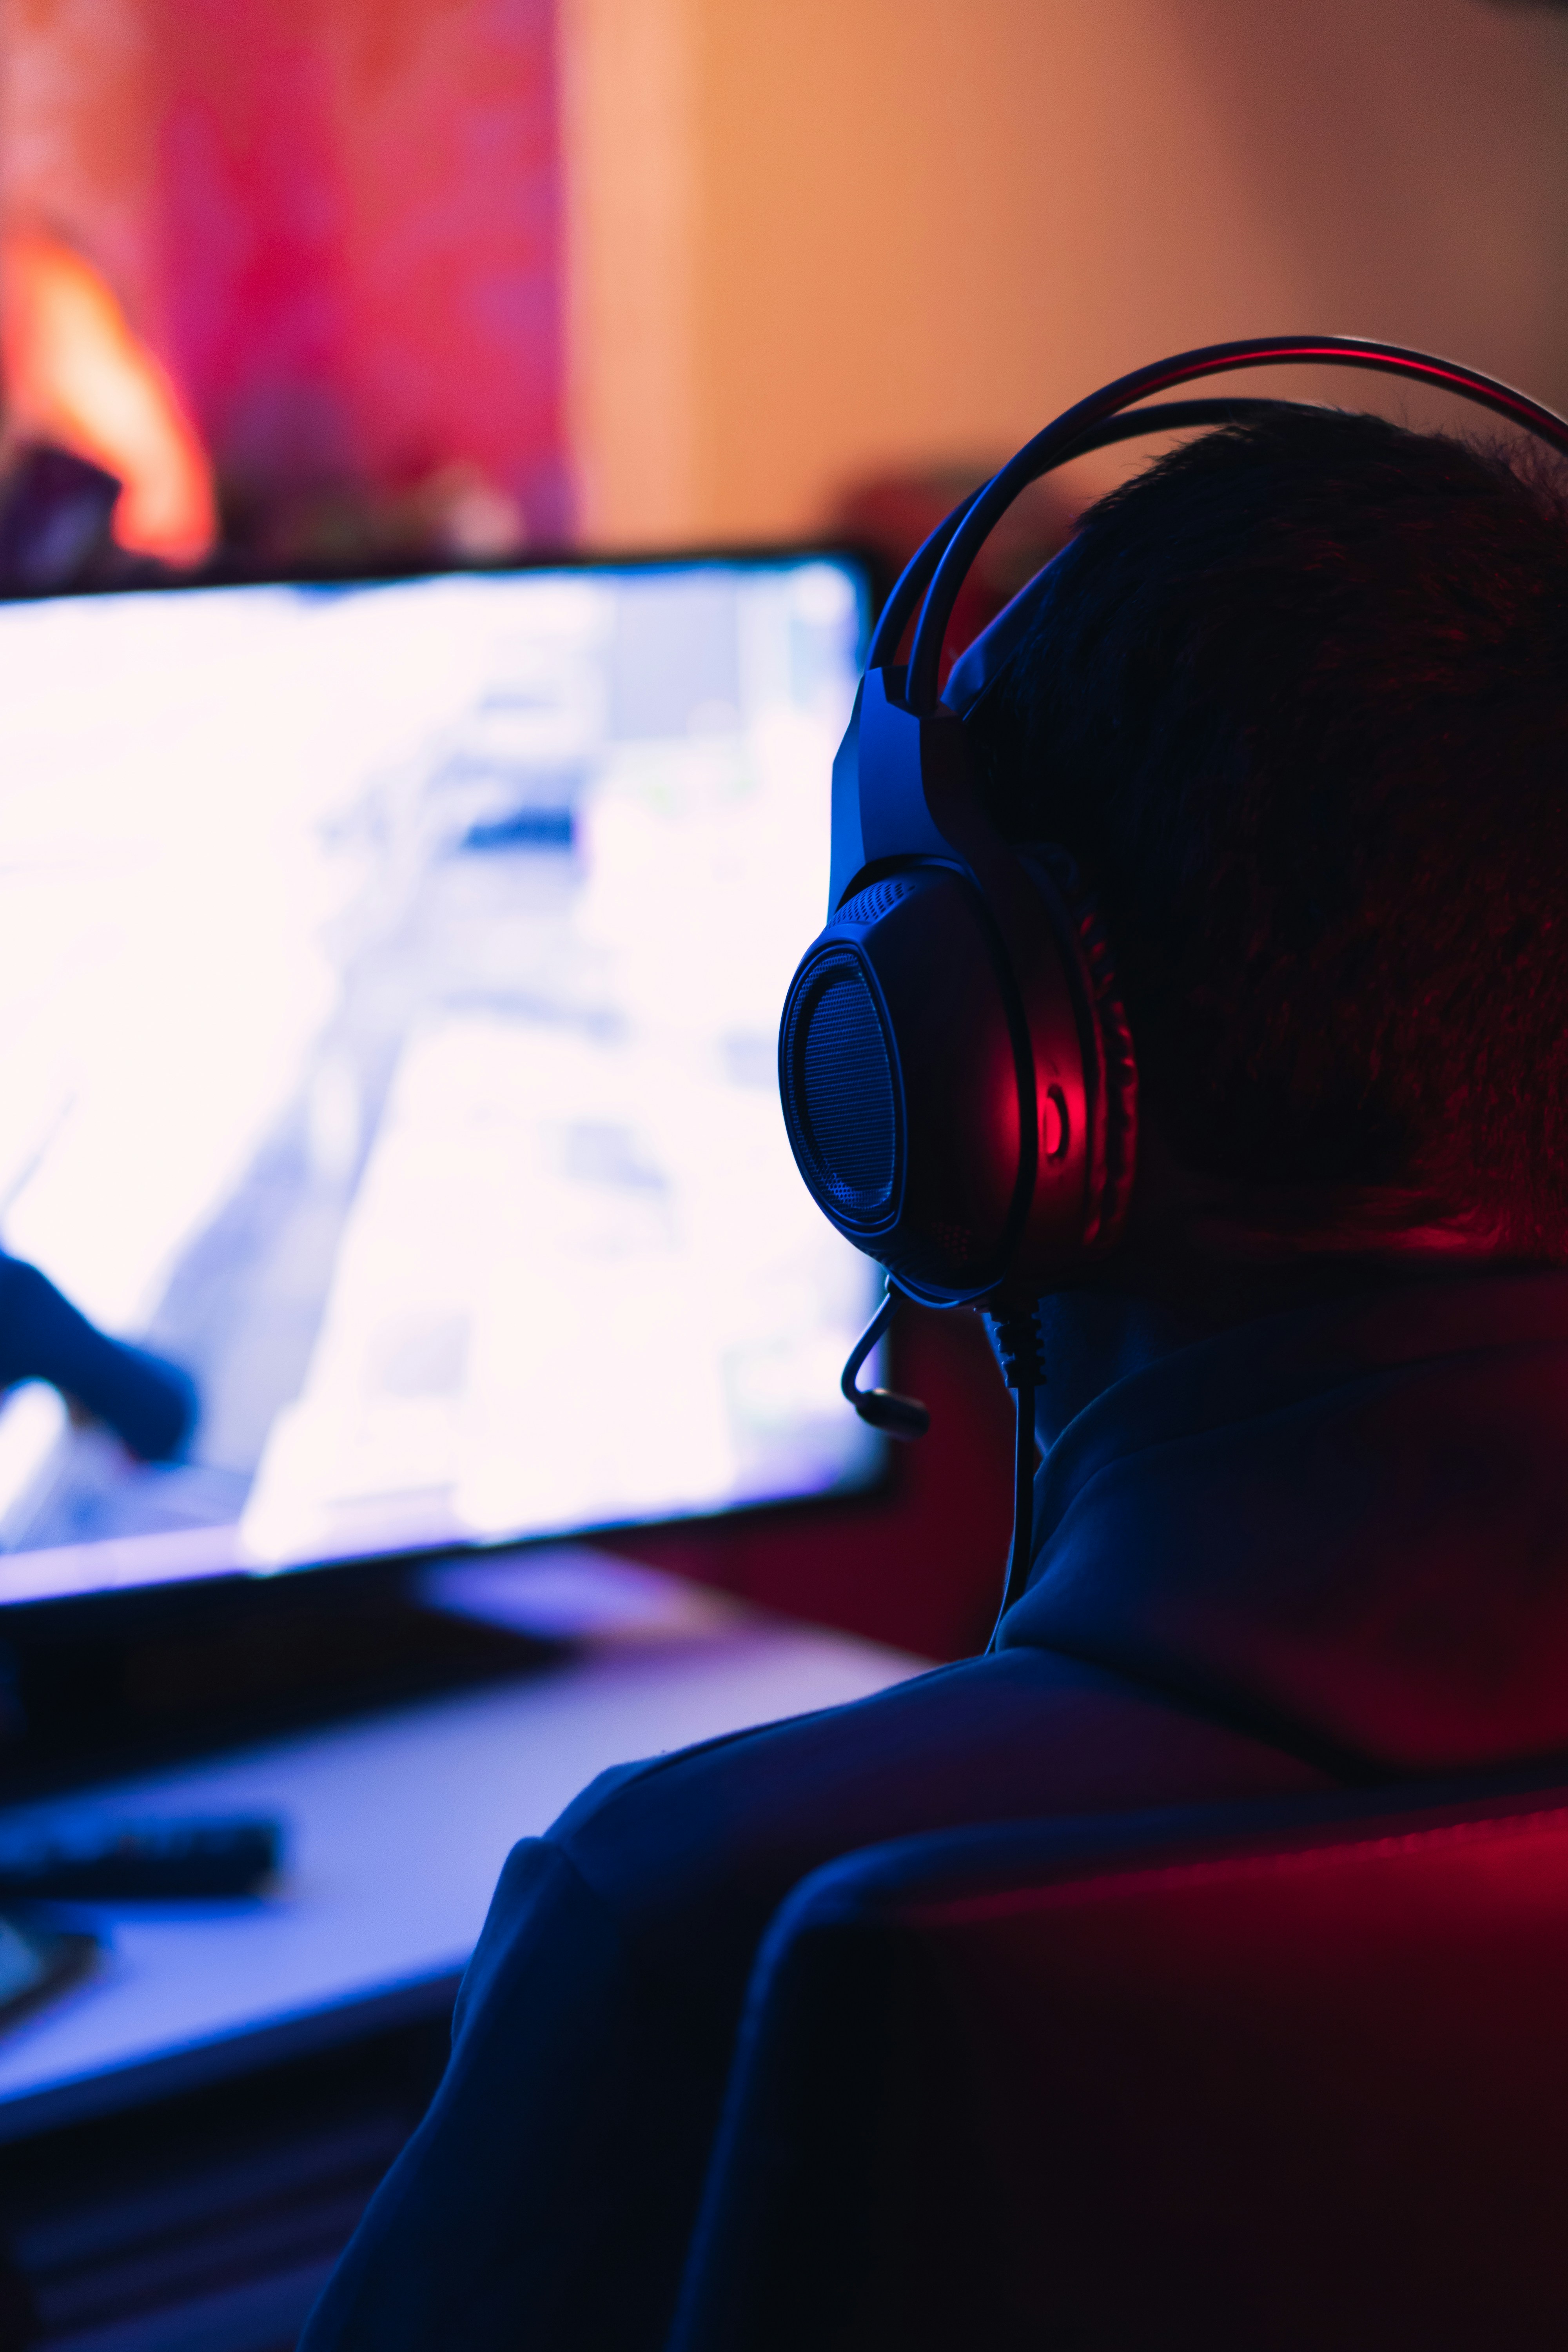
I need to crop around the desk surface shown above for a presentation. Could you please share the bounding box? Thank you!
[0,1556,924,2141]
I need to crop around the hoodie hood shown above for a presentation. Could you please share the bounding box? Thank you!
[1000,1271,1568,1774]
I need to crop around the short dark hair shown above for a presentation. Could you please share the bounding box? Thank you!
[967,408,1568,1260]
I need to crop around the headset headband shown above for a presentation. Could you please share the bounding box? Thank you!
[869,335,1568,717]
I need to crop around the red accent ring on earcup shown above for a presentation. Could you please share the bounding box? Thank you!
[1018,848,1140,1261]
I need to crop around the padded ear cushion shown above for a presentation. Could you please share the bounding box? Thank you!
[1022,848,1139,1256]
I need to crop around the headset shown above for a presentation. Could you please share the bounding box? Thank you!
[776,334,1568,1634]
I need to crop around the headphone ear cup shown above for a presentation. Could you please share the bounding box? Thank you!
[1023,848,1139,1258]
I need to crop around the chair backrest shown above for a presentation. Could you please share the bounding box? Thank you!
[669,1779,1568,2352]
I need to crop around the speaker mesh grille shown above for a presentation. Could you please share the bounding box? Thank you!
[837,874,920,926]
[784,953,897,1219]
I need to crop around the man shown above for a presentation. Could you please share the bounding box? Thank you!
[303,407,1568,2349]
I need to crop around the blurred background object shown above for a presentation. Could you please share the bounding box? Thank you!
[0,0,564,573]
[0,1249,197,1465]
[0,225,216,569]
[0,443,124,593]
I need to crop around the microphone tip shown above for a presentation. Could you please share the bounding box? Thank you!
[859,1388,931,1442]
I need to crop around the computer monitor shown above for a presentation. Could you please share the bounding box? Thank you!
[0,554,883,1609]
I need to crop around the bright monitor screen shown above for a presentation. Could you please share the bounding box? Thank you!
[0,556,882,1606]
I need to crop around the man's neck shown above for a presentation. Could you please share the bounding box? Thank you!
[1027,1251,1514,1452]
[1024,1115,1526,1449]
[1029,1291,1202,1450]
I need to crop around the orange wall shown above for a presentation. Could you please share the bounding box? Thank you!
[565,0,1568,546]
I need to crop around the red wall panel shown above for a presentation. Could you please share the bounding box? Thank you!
[4,0,568,540]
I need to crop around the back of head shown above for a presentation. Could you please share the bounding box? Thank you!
[967,409,1568,1262]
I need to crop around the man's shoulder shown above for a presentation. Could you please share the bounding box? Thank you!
[547,1645,1331,1968]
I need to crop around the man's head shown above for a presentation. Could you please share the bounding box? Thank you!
[965,408,1568,1265]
